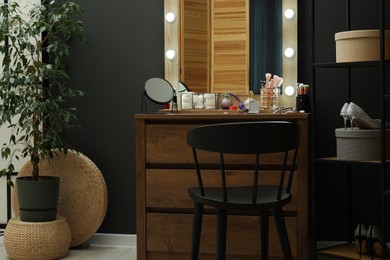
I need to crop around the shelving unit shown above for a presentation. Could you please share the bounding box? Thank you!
[312,0,390,259]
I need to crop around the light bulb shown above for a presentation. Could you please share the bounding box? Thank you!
[284,47,295,58]
[284,9,295,20]
[165,49,176,60]
[284,85,295,96]
[165,12,176,23]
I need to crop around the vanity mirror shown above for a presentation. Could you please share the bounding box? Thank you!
[142,78,177,113]
[164,0,297,108]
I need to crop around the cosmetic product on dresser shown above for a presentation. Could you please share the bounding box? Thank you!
[181,92,194,109]
[260,73,283,112]
[204,93,219,109]
[244,90,255,109]
[221,92,233,109]
[296,83,310,113]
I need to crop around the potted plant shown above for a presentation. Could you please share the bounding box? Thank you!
[0,0,86,222]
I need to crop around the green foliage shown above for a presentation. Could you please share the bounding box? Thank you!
[0,0,86,180]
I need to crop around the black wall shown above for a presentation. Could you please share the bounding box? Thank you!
[67,0,164,234]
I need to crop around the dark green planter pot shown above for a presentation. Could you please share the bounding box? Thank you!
[16,176,60,222]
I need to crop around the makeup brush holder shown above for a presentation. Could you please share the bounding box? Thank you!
[296,95,310,113]
[260,86,278,111]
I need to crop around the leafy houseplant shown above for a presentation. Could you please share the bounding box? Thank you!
[0,0,86,221]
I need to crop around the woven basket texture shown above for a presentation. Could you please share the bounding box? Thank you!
[12,150,108,247]
[4,216,71,259]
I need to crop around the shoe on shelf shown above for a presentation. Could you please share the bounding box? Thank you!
[340,103,350,130]
[340,102,383,129]
[347,102,382,129]
[366,225,382,260]
[354,223,367,258]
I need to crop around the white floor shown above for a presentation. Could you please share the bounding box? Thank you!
[0,233,137,260]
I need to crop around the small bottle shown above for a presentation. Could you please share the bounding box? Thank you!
[221,92,233,109]
[244,90,255,109]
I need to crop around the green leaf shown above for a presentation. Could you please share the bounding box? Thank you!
[0,0,87,179]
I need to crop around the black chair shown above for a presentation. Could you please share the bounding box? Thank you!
[186,121,300,260]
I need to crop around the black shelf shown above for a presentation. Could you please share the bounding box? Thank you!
[314,157,390,165]
[314,60,390,68]
[317,243,389,260]
[312,0,389,259]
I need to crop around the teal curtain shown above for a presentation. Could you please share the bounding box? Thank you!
[250,0,282,93]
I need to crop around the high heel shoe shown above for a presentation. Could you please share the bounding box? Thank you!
[347,102,381,129]
[366,225,382,260]
[340,103,350,130]
[354,223,367,258]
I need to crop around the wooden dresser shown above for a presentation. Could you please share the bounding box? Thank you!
[135,112,309,260]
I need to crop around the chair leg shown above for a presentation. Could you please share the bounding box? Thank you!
[260,210,269,260]
[272,207,293,260]
[191,202,204,260]
[216,209,227,260]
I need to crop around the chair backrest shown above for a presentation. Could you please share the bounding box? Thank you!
[187,121,300,203]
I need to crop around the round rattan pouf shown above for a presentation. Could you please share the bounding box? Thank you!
[4,216,71,260]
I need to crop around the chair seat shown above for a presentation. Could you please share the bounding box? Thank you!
[189,185,292,210]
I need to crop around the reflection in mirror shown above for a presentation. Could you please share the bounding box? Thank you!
[180,0,283,94]
[178,80,191,93]
[142,78,176,113]
[250,0,282,93]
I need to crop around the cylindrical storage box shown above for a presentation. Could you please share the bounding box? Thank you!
[335,30,390,62]
[335,128,390,161]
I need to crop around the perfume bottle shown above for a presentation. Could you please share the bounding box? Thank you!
[221,92,233,109]
[244,91,255,109]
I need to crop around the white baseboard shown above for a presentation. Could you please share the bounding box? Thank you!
[90,233,136,247]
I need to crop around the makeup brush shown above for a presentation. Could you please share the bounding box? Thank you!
[277,77,284,87]
[269,78,275,89]
[273,75,280,87]
[265,73,272,87]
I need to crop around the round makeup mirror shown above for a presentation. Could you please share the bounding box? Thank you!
[142,78,177,113]
[145,78,175,104]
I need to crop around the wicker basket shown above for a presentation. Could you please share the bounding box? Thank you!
[4,216,71,260]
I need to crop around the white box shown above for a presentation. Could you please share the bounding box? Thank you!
[335,128,390,161]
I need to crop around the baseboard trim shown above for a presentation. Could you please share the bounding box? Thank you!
[90,233,136,247]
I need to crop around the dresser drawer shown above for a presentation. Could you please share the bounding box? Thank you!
[146,213,297,257]
[146,169,297,211]
[145,124,294,165]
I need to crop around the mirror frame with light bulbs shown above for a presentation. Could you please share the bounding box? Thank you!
[164,0,297,109]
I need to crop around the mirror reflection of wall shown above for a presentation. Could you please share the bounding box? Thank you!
[181,0,249,94]
[181,0,210,93]
[181,0,282,94]
[250,0,282,93]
